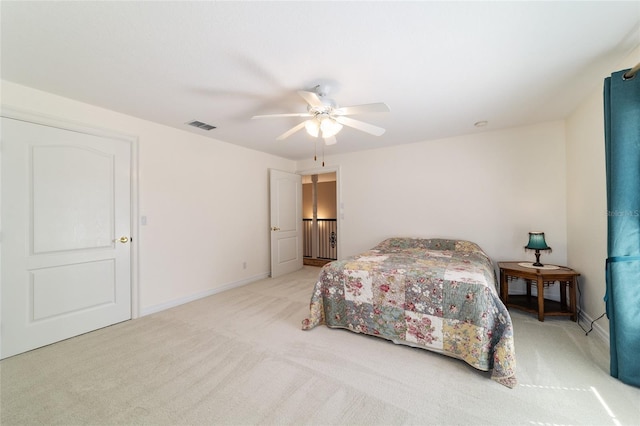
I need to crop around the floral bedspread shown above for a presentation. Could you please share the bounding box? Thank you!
[302,238,517,388]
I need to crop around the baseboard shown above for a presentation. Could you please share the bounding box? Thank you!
[505,277,610,345]
[140,272,270,317]
[578,309,610,346]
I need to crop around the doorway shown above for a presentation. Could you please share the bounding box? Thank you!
[302,172,337,266]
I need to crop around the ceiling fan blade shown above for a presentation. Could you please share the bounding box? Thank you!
[334,116,386,136]
[324,136,337,145]
[333,102,390,116]
[252,112,312,119]
[298,90,324,108]
[276,121,308,140]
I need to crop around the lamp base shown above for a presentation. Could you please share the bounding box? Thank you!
[518,262,560,270]
[533,251,544,267]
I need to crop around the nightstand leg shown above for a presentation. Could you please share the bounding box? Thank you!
[570,277,577,322]
[537,277,544,321]
[500,270,508,304]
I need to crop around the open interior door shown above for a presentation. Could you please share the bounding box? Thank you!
[269,169,303,278]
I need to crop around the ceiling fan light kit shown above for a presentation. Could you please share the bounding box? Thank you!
[316,115,342,138]
[304,119,320,137]
[252,84,389,147]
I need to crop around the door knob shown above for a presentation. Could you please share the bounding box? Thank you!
[119,236,130,243]
[271,226,280,231]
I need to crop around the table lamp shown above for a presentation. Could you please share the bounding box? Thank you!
[524,231,552,267]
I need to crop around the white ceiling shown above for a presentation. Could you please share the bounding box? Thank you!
[2,1,639,160]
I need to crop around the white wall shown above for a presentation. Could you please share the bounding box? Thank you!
[566,45,640,341]
[7,61,630,330]
[298,121,568,268]
[1,81,296,315]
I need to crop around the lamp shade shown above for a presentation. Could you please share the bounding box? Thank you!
[525,232,551,250]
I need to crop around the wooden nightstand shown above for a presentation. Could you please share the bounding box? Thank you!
[498,262,579,322]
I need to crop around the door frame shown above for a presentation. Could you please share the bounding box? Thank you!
[0,106,140,319]
[297,165,341,261]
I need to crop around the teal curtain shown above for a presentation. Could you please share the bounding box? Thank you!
[604,68,640,388]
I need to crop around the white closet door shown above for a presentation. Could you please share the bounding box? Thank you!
[1,117,132,358]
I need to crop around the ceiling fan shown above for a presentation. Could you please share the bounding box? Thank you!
[251,85,390,145]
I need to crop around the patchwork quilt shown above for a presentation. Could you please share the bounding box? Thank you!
[302,238,517,388]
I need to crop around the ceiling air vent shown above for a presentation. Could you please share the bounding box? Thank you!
[187,120,216,131]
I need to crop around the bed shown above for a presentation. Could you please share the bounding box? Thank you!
[302,237,517,388]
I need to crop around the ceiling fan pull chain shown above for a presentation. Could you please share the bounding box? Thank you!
[314,139,317,161]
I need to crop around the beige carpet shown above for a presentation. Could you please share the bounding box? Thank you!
[1,266,639,425]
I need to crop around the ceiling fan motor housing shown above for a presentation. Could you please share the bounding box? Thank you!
[307,98,337,115]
